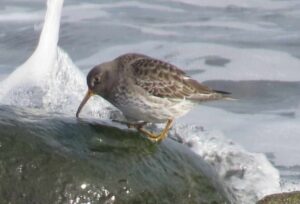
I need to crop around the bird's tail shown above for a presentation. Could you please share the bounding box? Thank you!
[187,89,235,102]
[214,89,236,100]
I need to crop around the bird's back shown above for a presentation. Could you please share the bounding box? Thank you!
[115,53,230,102]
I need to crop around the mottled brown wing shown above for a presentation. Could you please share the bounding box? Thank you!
[129,56,223,100]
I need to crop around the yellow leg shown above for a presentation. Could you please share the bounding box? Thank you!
[137,119,174,142]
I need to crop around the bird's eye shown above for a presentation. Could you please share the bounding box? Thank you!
[94,76,100,83]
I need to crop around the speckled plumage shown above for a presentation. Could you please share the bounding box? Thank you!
[105,53,228,122]
[76,53,230,141]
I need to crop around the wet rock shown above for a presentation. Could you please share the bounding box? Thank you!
[0,106,226,204]
[257,191,300,204]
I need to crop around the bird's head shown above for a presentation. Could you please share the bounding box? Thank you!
[87,64,109,94]
[76,62,112,118]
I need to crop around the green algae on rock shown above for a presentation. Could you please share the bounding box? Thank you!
[0,106,226,204]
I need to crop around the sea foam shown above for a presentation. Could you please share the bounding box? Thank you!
[171,125,280,203]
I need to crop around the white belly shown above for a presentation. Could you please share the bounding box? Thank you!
[114,93,196,123]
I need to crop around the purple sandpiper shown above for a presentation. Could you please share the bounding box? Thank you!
[76,53,230,142]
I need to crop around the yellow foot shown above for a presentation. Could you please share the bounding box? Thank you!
[137,119,174,142]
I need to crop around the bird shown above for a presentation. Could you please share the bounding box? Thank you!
[76,53,231,142]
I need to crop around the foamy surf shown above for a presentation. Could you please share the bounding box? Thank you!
[170,125,280,203]
[0,0,284,203]
[0,0,114,118]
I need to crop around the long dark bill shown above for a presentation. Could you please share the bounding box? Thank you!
[76,89,94,118]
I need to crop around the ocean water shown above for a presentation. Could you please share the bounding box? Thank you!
[0,0,300,203]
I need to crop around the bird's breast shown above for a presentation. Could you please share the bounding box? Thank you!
[107,83,196,122]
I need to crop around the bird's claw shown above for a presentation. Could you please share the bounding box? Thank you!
[112,119,173,142]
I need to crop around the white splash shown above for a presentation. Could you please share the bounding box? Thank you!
[0,0,114,118]
[0,0,282,203]
[42,47,114,118]
[0,0,63,103]
[171,125,280,203]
